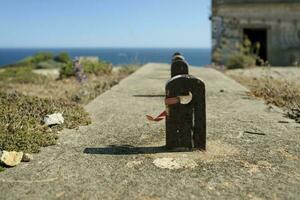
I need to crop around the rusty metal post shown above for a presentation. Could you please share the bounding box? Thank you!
[165,53,206,150]
[171,53,189,77]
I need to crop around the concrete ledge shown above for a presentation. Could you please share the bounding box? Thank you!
[0,63,299,200]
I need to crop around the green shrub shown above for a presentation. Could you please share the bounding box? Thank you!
[226,53,256,69]
[81,60,112,75]
[0,91,91,153]
[54,52,71,64]
[3,52,56,69]
[59,59,112,79]
[59,62,74,78]
[20,52,53,64]
[0,67,47,84]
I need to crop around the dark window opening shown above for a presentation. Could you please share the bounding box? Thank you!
[243,28,268,64]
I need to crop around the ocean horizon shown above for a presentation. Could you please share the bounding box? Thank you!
[0,48,211,67]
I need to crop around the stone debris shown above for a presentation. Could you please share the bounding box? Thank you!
[126,160,143,168]
[22,153,33,162]
[0,151,24,167]
[44,113,64,126]
[153,157,198,170]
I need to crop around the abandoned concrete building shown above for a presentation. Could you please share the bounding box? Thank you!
[211,0,300,66]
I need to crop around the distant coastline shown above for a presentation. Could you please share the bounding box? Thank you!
[0,48,211,67]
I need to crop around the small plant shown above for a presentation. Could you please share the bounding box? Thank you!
[226,53,256,69]
[59,58,112,79]
[81,59,112,75]
[54,52,71,64]
[59,62,75,78]
[226,37,259,69]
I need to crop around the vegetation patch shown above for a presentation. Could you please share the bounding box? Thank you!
[3,52,53,69]
[21,52,53,64]
[215,37,266,69]
[54,52,71,64]
[81,59,112,75]
[226,53,256,69]
[59,58,112,79]
[3,52,67,70]
[0,52,138,155]
[0,67,47,84]
[0,91,91,153]
[228,74,300,123]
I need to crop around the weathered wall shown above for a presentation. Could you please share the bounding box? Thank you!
[212,1,300,66]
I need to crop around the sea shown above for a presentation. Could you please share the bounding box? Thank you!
[0,48,211,67]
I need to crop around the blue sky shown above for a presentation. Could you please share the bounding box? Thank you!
[0,0,211,48]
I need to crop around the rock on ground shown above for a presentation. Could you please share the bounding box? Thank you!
[43,113,64,126]
[0,151,23,167]
[153,157,198,170]
[21,153,33,162]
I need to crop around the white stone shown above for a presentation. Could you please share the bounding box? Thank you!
[126,160,143,168]
[153,157,198,170]
[0,151,24,167]
[22,153,33,162]
[44,113,64,126]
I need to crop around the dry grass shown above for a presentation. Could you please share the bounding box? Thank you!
[229,74,300,123]
[0,66,138,156]
[0,91,91,153]
[0,55,137,172]
[0,74,118,105]
[0,69,136,105]
[0,66,47,84]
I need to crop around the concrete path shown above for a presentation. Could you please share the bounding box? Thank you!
[0,63,299,200]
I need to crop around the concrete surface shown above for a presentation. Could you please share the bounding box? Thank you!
[226,67,300,85]
[0,63,299,200]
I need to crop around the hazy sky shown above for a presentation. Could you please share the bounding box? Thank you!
[0,0,211,48]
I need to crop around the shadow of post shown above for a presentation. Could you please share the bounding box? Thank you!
[83,145,192,155]
[133,95,165,98]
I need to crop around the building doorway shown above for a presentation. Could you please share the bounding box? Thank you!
[243,28,268,63]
